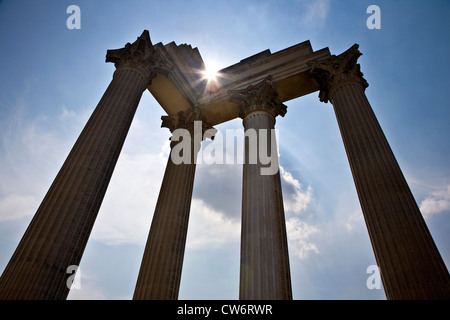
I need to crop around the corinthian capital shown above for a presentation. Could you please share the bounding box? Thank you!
[161,108,216,138]
[309,44,368,103]
[106,30,172,85]
[228,75,287,119]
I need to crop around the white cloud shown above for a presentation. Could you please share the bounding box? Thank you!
[67,285,106,300]
[58,105,77,120]
[186,198,241,249]
[0,106,83,222]
[297,0,331,29]
[246,4,270,30]
[279,166,320,260]
[286,217,320,260]
[344,210,364,232]
[420,185,450,219]
[0,194,39,222]
[280,166,312,214]
[66,269,107,300]
[0,100,170,244]
[89,150,167,245]
[0,104,91,196]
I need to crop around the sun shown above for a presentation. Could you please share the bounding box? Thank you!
[202,59,222,81]
[201,61,222,93]
[202,66,219,82]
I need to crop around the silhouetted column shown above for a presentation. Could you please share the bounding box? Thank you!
[230,76,292,300]
[310,44,450,299]
[0,30,169,299]
[133,110,215,300]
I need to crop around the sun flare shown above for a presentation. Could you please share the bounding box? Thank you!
[201,62,222,93]
[203,67,218,81]
[202,60,222,82]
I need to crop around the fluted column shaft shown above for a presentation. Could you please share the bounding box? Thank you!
[133,142,197,300]
[0,64,148,300]
[0,30,161,299]
[230,76,292,300]
[311,45,450,299]
[134,110,214,300]
[133,144,196,300]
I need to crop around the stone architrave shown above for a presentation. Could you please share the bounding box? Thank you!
[309,44,450,299]
[133,109,215,300]
[229,76,292,300]
[0,30,168,300]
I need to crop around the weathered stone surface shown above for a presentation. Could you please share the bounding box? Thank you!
[231,76,292,300]
[229,75,287,119]
[0,31,160,300]
[310,44,450,299]
[106,30,172,85]
[133,109,214,300]
[3,29,448,300]
[150,40,330,126]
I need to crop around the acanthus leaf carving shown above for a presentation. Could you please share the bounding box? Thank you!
[161,108,216,138]
[309,44,368,103]
[228,75,287,119]
[106,30,173,85]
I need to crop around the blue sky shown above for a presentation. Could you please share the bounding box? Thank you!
[0,0,449,300]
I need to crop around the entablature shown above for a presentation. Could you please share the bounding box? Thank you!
[146,33,331,126]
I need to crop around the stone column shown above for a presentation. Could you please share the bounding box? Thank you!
[229,76,292,300]
[133,110,215,300]
[310,44,450,299]
[0,30,168,300]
